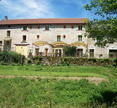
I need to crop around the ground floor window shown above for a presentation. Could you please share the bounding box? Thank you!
[109,50,117,58]
[45,48,48,56]
[35,48,39,56]
[55,49,62,57]
[89,49,94,58]
[76,49,83,57]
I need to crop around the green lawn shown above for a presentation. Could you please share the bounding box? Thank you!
[0,65,116,79]
[0,65,117,108]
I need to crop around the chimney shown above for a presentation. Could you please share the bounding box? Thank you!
[4,16,8,20]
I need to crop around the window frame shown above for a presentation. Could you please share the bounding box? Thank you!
[57,35,61,42]
[45,25,49,30]
[22,35,27,42]
[78,35,82,41]
[78,25,83,30]
[7,30,11,37]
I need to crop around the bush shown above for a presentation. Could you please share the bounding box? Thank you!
[63,46,76,56]
[0,51,25,65]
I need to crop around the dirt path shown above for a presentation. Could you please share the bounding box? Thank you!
[0,75,107,84]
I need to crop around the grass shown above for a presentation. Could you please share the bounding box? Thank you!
[0,65,117,108]
[0,78,116,108]
[0,65,116,79]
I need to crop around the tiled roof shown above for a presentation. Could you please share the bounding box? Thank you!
[0,18,88,25]
[33,41,49,46]
[51,41,69,47]
[71,42,87,47]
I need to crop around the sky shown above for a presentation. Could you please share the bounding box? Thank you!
[0,0,98,20]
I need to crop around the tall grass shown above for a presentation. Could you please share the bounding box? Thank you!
[0,78,116,108]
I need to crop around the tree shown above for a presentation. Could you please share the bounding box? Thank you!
[63,46,76,57]
[84,0,117,46]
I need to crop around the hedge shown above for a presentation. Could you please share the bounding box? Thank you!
[29,56,117,66]
[0,51,25,65]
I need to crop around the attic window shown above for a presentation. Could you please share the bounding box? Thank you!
[71,25,74,29]
[45,25,49,30]
[23,26,27,30]
[63,25,66,28]
[78,25,82,30]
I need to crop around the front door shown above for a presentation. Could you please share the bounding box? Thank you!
[45,48,48,56]
[77,49,83,57]
[4,40,11,51]
[55,49,62,57]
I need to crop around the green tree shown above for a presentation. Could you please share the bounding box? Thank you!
[64,46,76,57]
[84,0,117,46]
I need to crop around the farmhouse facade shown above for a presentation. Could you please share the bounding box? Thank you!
[0,18,117,58]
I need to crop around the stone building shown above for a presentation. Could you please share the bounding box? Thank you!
[0,18,117,58]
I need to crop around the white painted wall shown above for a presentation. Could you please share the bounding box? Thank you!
[0,24,117,58]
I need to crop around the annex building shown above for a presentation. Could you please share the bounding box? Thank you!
[0,18,117,58]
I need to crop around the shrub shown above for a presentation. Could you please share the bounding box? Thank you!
[63,46,76,57]
[0,51,25,65]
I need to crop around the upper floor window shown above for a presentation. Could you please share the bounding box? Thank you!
[78,26,82,30]
[45,25,49,30]
[63,35,66,39]
[57,35,61,42]
[7,31,10,37]
[23,26,27,31]
[37,35,39,39]
[22,35,26,42]
[78,35,82,41]
[0,41,2,46]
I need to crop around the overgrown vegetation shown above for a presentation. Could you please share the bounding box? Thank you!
[63,46,77,57]
[0,78,116,108]
[0,51,25,65]
[0,65,117,79]
[27,56,117,67]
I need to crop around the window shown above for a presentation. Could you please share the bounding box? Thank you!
[71,25,74,29]
[35,48,39,56]
[109,50,117,58]
[23,26,27,30]
[45,25,49,30]
[7,31,10,37]
[89,49,94,58]
[57,35,61,42]
[0,41,2,46]
[55,49,62,57]
[78,35,82,41]
[63,25,66,28]
[22,35,26,42]
[78,26,82,30]
[77,49,83,57]
[37,35,40,39]
[63,35,66,39]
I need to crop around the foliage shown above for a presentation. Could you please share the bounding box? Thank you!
[0,78,116,108]
[84,0,117,17]
[29,56,117,67]
[63,46,77,57]
[85,19,117,46]
[0,65,117,79]
[84,0,117,46]
[61,57,116,66]
[0,51,25,65]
